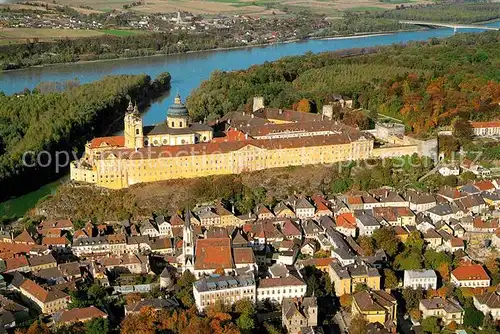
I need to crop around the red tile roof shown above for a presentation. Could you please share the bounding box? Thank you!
[233,248,255,264]
[450,238,465,247]
[42,237,70,246]
[5,256,29,271]
[452,264,490,281]
[57,306,107,323]
[194,238,234,270]
[211,128,247,143]
[470,121,500,128]
[89,136,125,149]
[282,220,302,236]
[336,213,356,229]
[473,217,499,229]
[13,230,35,244]
[474,180,496,191]
[39,219,73,230]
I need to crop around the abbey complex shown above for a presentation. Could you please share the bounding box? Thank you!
[70,95,437,189]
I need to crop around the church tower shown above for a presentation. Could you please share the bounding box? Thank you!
[182,210,195,273]
[167,93,189,129]
[124,101,144,149]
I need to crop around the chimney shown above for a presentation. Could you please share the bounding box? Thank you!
[252,96,264,112]
[278,109,283,115]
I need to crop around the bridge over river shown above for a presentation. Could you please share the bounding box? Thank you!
[399,20,500,32]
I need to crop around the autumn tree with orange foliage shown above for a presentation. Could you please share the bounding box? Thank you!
[121,306,157,334]
[295,98,312,113]
[339,294,352,309]
[125,292,142,305]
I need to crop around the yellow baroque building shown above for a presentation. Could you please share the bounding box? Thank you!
[71,95,381,189]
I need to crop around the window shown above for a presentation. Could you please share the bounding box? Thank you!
[171,121,175,127]
[180,122,183,127]
[136,129,139,135]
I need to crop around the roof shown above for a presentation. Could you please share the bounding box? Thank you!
[57,306,107,323]
[89,136,125,149]
[258,275,306,288]
[28,254,57,267]
[194,274,255,293]
[295,198,314,210]
[451,264,490,281]
[469,120,500,128]
[100,129,367,161]
[474,292,500,309]
[42,236,70,246]
[232,248,255,265]
[298,257,334,268]
[353,290,396,312]
[194,238,234,270]
[419,298,463,313]
[19,279,68,303]
[39,219,73,230]
[13,230,35,244]
[474,180,496,191]
[5,256,29,271]
[336,213,356,229]
[167,93,188,117]
[405,269,437,280]
[282,220,302,236]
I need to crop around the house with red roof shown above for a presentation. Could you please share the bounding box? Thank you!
[281,220,302,239]
[19,279,70,314]
[474,180,496,192]
[472,217,499,233]
[470,120,500,137]
[194,238,234,278]
[55,306,107,325]
[13,230,35,245]
[451,264,490,288]
[334,213,357,237]
[311,195,333,217]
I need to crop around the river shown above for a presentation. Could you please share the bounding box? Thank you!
[0,23,498,216]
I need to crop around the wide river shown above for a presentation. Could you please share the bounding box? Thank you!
[0,23,498,216]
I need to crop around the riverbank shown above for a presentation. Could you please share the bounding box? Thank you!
[1,28,425,74]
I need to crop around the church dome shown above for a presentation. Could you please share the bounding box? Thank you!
[167,93,188,118]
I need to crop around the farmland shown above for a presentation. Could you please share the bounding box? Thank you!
[29,0,432,15]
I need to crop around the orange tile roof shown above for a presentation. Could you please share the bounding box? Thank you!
[470,121,500,128]
[58,306,107,323]
[101,130,364,160]
[233,248,255,264]
[194,238,233,270]
[450,238,464,247]
[394,226,408,236]
[39,219,73,230]
[473,217,499,229]
[20,279,48,301]
[452,264,490,281]
[336,213,356,229]
[300,257,334,267]
[13,230,35,244]
[42,237,70,246]
[211,128,247,143]
[474,180,496,191]
[89,136,125,149]
[5,256,29,271]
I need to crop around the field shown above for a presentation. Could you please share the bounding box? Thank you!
[0,28,144,44]
[27,0,432,15]
[0,28,105,44]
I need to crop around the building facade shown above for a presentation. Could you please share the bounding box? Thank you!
[70,96,432,190]
[193,274,256,311]
[403,270,438,290]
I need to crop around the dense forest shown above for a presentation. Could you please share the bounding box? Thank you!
[186,31,500,135]
[0,32,246,70]
[375,2,500,24]
[0,72,171,201]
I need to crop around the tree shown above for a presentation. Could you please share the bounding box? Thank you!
[354,283,369,293]
[121,306,157,334]
[421,316,440,333]
[125,292,142,305]
[296,98,312,113]
[402,287,424,311]
[85,317,109,334]
[349,314,368,334]
[357,235,375,256]
[339,294,352,309]
[373,227,400,257]
[176,270,196,308]
[453,117,473,145]
[463,305,484,327]
[236,312,255,332]
[406,231,424,254]
[383,268,398,289]
[25,321,50,334]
